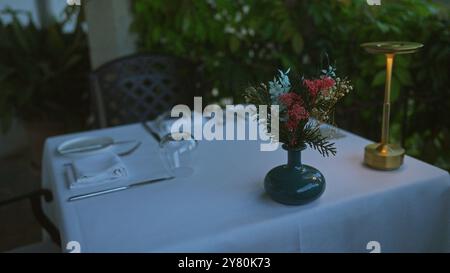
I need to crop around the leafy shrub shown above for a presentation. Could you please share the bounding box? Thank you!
[0,7,90,132]
[134,0,449,170]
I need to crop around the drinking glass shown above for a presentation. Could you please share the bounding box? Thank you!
[159,132,197,177]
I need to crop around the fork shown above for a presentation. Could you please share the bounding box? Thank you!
[117,141,142,156]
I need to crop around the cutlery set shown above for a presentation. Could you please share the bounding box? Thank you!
[63,122,173,202]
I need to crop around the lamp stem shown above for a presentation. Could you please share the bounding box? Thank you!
[381,53,394,148]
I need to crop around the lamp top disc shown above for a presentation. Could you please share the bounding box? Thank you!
[361,41,423,54]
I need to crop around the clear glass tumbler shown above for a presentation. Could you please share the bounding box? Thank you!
[159,132,198,177]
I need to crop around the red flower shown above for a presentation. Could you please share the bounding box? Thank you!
[279,92,309,132]
[279,92,298,107]
[289,104,309,122]
[303,76,335,97]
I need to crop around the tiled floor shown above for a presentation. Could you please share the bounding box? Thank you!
[0,151,42,252]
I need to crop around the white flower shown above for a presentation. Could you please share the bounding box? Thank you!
[206,0,216,8]
[242,5,250,14]
[224,25,236,34]
[235,12,242,23]
[220,97,234,105]
[214,13,222,21]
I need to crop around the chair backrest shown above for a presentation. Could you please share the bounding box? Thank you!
[90,54,198,127]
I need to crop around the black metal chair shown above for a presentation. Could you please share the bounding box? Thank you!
[0,189,61,252]
[90,53,201,128]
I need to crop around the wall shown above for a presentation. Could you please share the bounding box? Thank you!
[84,0,136,69]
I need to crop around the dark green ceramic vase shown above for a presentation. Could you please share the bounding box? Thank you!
[264,144,326,205]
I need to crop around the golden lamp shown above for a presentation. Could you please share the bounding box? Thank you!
[361,41,423,170]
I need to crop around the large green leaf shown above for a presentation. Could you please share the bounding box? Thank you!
[372,70,385,87]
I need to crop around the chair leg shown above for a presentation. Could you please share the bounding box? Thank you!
[29,191,61,247]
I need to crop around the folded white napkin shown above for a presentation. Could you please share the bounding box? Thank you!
[67,151,128,189]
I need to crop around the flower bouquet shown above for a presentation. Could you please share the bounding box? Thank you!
[245,65,353,205]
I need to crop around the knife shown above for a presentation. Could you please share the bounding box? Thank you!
[60,140,138,155]
[68,176,175,202]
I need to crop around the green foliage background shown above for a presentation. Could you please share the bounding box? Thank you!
[0,7,90,132]
[132,0,450,171]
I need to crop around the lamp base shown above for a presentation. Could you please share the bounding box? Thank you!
[364,143,405,170]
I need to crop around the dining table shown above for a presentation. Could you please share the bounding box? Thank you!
[41,116,450,253]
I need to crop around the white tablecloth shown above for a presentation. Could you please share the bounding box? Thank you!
[42,122,450,253]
